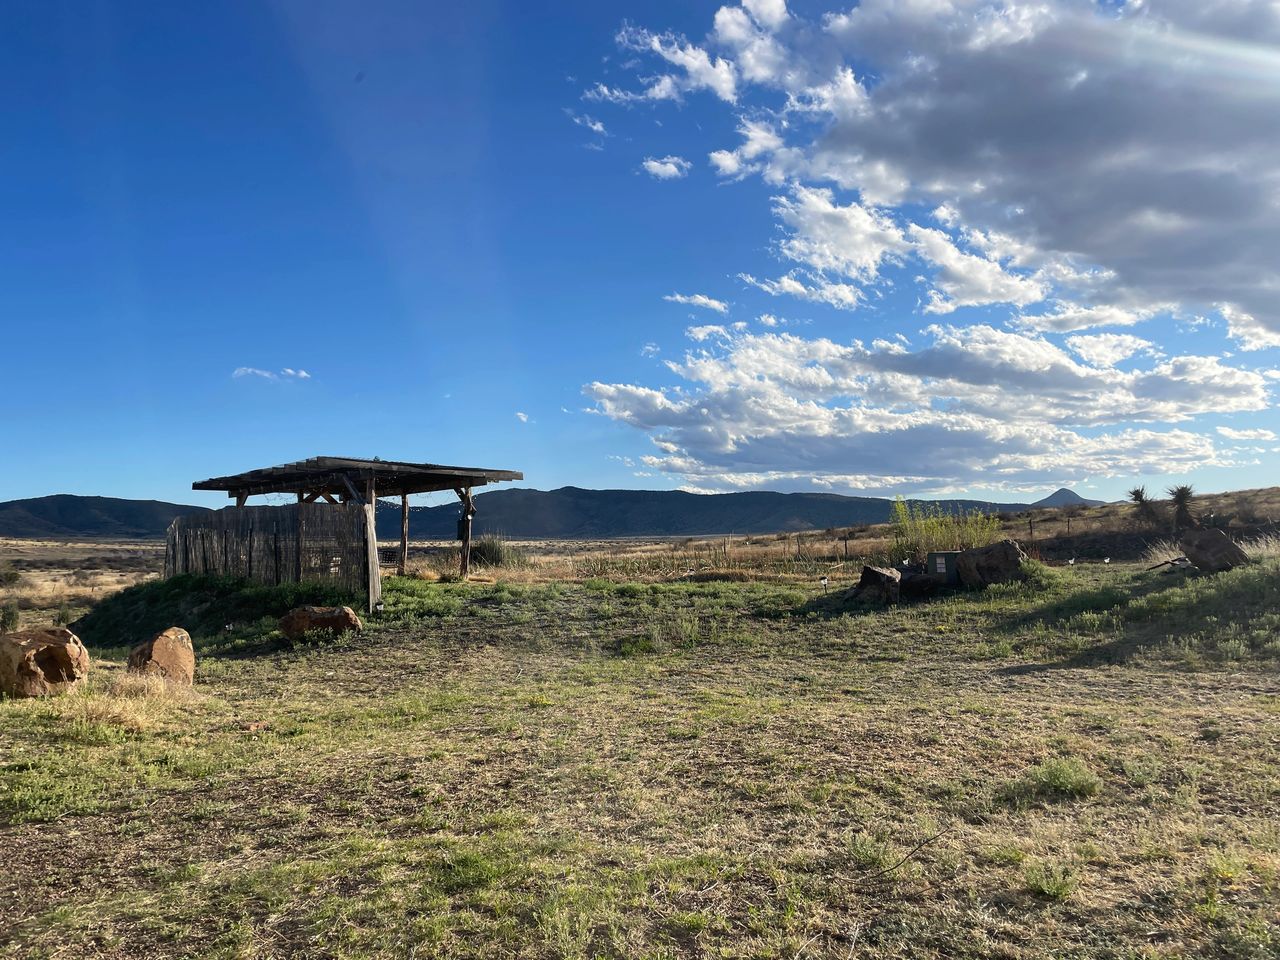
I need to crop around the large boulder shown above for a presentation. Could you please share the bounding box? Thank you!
[128,627,195,685]
[956,540,1029,588]
[0,628,90,698]
[279,605,363,641]
[848,565,901,604]
[1180,529,1250,573]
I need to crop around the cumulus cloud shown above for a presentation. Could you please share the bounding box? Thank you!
[664,292,728,313]
[515,411,530,423]
[1065,333,1154,367]
[581,1,1280,490]
[642,155,692,179]
[233,367,311,381]
[585,326,1269,492]
[601,0,1280,348]
[1217,426,1277,442]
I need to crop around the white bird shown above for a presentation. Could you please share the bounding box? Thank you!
[1103,557,1111,564]
[1068,557,1076,566]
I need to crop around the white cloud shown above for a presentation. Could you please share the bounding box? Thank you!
[515,411,529,423]
[641,342,661,357]
[618,26,737,102]
[569,112,607,135]
[686,324,728,342]
[740,271,862,309]
[664,292,727,313]
[603,0,1280,347]
[233,367,311,381]
[585,326,1269,491]
[1065,334,1153,367]
[773,186,907,283]
[1217,426,1277,442]
[642,155,692,179]
[908,225,1047,314]
[1017,303,1154,333]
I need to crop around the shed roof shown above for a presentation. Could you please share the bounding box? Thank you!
[193,456,523,500]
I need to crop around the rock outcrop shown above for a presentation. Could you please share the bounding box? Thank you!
[1180,529,1250,573]
[127,627,195,685]
[849,565,901,604]
[956,540,1029,588]
[0,627,90,698]
[278,605,363,641]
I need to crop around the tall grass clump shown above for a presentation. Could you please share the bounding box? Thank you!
[469,533,528,568]
[1243,534,1280,560]
[0,562,21,587]
[0,600,18,633]
[889,498,1001,564]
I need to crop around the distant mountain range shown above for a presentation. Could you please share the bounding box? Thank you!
[0,487,1105,540]
[0,495,211,539]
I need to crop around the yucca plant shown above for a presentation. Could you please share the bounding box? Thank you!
[1166,484,1198,534]
[1128,486,1164,530]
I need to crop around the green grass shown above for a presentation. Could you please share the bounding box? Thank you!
[1,561,1278,957]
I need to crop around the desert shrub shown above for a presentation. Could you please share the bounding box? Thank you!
[0,562,20,587]
[469,534,527,568]
[1023,861,1078,900]
[0,600,18,632]
[54,603,75,627]
[1000,756,1100,807]
[889,498,1001,564]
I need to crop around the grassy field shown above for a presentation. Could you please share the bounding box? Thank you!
[2,558,1279,958]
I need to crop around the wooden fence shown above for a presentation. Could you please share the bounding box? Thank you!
[164,503,374,599]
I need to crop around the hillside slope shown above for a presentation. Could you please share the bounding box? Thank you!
[0,495,211,539]
[375,486,1033,539]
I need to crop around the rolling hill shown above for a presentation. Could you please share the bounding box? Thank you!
[373,486,1035,540]
[0,487,1113,541]
[0,495,211,539]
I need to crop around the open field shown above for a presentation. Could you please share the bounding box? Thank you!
[2,551,1279,958]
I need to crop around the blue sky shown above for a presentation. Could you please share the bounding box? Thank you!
[3,0,1278,508]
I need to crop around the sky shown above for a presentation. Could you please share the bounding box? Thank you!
[2,0,1278,508]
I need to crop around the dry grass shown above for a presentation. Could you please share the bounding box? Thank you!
[1,561,1279,958]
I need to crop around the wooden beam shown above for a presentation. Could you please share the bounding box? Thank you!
[398,494,409,577]
[235,492,248,508]
[364,478,381,613]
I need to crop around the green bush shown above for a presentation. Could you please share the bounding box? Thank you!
[889,498,1002,564]
[0,600,18,633]
[0,563,20,587]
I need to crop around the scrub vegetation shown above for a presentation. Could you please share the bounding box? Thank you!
[2,556,1278,958]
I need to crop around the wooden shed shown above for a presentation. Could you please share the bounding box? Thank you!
[165,456,523,612]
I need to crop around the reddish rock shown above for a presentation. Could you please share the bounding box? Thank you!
[1180,529,1250,573]
[0,628,90,698]
[128,627,195,685]
[278,605,363,641]
[957,540,1029,588]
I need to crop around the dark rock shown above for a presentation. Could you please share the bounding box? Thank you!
[279,606,363,641]
[956,540,1028,588]
[848,565,901,604]
[1179,529,1249,573]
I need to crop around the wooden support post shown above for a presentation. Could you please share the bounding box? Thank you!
[398,494,409,576]
[456,486,475,578]
[295,491,304,582]
[235,491,248,508]
[364,478,382,614]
